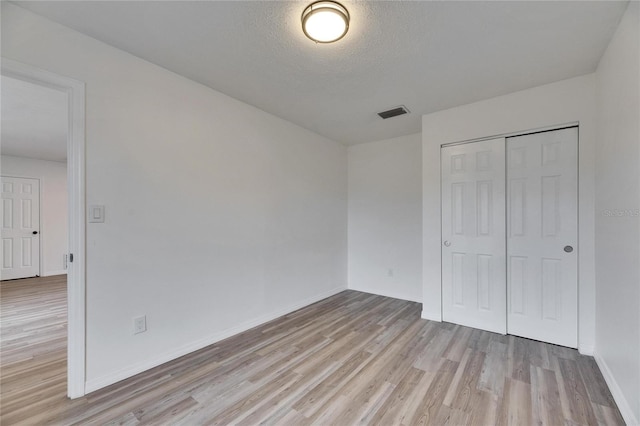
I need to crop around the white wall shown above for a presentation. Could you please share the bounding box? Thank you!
[594,2,640,424]
[2,3,347,392]
[421,74,598,354]
[348,133,422,302]
[1,155,68,276]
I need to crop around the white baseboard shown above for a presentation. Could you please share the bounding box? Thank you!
[421,309,442,322]
[593,350,639,426]
[85,285,346,394]
[43,270,67,277]
[578,343,594,356]
[347,286,421,303]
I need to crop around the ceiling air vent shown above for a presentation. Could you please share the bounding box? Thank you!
[378,105,410,119]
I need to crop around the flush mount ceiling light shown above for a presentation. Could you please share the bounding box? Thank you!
[302,1,350,43]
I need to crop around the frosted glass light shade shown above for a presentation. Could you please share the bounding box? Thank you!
[302,1,350,43]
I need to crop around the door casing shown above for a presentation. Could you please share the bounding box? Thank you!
[441,126,579,348]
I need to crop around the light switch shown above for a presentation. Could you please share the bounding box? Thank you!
[88,205,105,223]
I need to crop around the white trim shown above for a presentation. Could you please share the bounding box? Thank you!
[440,121,580,148]
[577,344,594,356]
[43,270,68,277]
[421,309,442,322]
[593,350,639,426]
[347,286,421,303]
[85,286,346,393]
[1,58,87,398]
[437,123,585,347]
[38,177,43,278]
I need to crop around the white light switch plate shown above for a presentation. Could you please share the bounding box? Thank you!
[88,205,105,223]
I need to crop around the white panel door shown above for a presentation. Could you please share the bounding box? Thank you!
[1,177,40,280]
[506,127,578,348]
[442,138,506,334]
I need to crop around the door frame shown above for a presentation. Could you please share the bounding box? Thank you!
[439,123,580,344]
[2,58,86,398]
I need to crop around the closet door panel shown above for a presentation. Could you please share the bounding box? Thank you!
[441,138,506,334]
[506,127,578,348]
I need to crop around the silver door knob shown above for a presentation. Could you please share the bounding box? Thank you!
[444,240,451,247]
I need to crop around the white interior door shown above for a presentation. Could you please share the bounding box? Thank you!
[441,138,506,334]
[506,127,578,348]
[1,176,40,280]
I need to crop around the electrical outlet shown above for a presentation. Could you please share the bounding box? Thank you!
[133,315,147,334]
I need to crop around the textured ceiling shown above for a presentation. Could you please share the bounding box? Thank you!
[14,1,628,145]
[1,76,68,162]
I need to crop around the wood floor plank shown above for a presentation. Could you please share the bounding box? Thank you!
[292,350,371,417]
[530,365,564,426]
[447,350,486,412]
[477,340,508,398]
[409,359,459,425]
[443,347,473,406]
[370,366,425,425]
[498,378,532,426]
[556,357,600,425]
[576,355,620,409]
[508,336,532,384]
[0,276,625,425]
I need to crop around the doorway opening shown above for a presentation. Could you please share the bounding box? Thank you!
[0,60,86,398]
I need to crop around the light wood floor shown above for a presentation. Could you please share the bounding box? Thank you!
[1,276,624,425]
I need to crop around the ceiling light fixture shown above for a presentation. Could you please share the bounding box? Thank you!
[301,1,350,43]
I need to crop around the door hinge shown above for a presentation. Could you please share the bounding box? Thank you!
[69,253,74,263]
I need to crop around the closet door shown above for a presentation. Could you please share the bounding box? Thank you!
[506,127,578,348]
[441,138,506,334]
